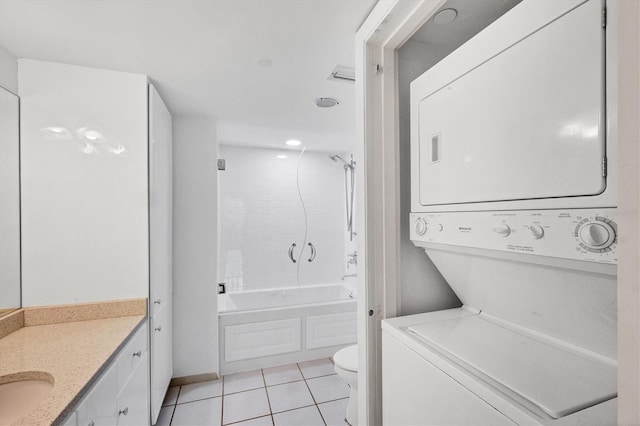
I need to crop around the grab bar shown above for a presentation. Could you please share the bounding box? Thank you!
[288,243,297,263]
[308,242,316,262]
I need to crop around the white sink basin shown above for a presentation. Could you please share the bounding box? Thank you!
[0,375,54,424]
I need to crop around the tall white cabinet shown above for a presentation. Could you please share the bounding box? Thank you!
[19,59,173,424]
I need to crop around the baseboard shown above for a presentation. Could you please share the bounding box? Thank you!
[170,372,219,386]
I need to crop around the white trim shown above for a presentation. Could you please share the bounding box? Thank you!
[355,1,447,424]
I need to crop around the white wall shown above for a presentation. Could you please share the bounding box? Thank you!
[218,145,346,291]
[0,45,18,94]
[19,59,149,306]
[172,116,219,377]
[397,42,460,316]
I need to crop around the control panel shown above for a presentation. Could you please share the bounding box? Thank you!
[410,209,617,264]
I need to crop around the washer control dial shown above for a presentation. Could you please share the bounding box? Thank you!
[493,224,511,237]
[579,221,615,249]
[415,218,427,235]
[528,225,544,239]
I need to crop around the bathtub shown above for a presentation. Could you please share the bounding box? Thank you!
[218,283,357,374]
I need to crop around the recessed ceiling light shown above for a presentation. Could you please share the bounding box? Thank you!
[276,155,288,159]
[256,57,272,67]
[286,139,301,146]
[314,97,340,108]
[433,8,458,26]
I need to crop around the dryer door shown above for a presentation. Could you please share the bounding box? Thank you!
[415,0,605,207]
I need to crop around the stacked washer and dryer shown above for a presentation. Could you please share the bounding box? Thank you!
[382,0,618,425]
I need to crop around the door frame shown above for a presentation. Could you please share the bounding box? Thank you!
[354,0,640,424]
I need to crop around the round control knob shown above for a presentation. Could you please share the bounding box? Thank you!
[528,225,544,239]
[436,224,444,232]
[493,224,511,237]
[579,221,615,248]
[415,218,427,235]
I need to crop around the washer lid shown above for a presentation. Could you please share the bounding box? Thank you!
[333,345,358,372]
[408,315,616,419]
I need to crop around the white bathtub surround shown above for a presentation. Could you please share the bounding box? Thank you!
[219,284,356,374]
[218,145,348,292]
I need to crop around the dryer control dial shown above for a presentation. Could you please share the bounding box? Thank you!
[415,218,427,235]
[579,221,616,250]
[528,225,544,239]
[493,224,511,237]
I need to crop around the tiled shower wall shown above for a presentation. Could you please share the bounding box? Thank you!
[218,145,349,292]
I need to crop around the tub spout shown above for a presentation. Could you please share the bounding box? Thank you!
[341,273,357,281]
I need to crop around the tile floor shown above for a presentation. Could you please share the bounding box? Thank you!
[158,358,351,426]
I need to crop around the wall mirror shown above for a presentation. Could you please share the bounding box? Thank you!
[0,85,20,317]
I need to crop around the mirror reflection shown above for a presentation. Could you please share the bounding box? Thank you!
[0,85,20,317]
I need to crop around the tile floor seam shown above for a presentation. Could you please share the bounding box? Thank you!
[259,368,276,426]
[270,402,316,415]
[304,372,338,381]
[317,396,349,405]
[223,385,264,396]
[168,403,176,426]
[174,395,221,406]
[265,378,305,388]
[168,386,181,426]
[223,413,273,426]
[221,375,226,426]
[296,362,329,426]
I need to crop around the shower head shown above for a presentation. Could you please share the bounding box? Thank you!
[329,154,355,169]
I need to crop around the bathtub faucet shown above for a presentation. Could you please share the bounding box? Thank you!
[341,273,357,281]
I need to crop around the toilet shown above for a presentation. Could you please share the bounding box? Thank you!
[333,344,358,425]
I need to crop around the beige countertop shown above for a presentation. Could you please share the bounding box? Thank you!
[0,300,147,426]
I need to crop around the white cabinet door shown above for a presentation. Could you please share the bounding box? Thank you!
[149,83,173,317]
[149,83,173,425]
[75,362,118,426]
[150,303,172,424]
[117,352,150,426]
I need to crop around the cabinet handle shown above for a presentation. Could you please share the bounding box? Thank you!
[308,242,316,262]
[288,243,297,263]
[133,350,142,357]
[154,299,162,305]
[155,326,162,332]
[119,407,129,416]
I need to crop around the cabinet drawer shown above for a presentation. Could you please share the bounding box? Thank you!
[116,322,148,392]
[75,363,118,426]
[117,352,150,426]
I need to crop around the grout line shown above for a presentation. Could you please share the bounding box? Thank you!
[271,403,316,416]
[174,395,224,406]
[223,414,274,426]
[168,386,180,426]
[222,385,265,397]
[302,372,338,381]
[265,377,305,388]
[221,375,225,426]
[296,363,327,426]
[260,368,275,423]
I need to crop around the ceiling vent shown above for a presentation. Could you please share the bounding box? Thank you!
[328,65,355,83]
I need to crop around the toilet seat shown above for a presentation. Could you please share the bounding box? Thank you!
[334,344,358,372]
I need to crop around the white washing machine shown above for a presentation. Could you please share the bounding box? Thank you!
[383,0,618,424]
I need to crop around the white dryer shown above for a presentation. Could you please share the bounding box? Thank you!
[383,0,618,424]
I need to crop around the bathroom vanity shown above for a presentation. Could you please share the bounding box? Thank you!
[0,300,147,425]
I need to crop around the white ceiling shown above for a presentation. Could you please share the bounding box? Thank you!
[0,0,377,151]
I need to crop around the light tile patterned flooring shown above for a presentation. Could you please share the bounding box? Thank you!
[158,358,351,426]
